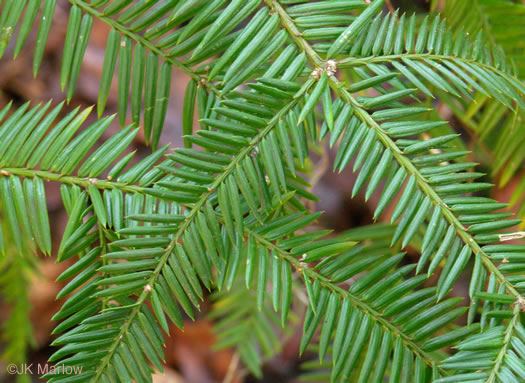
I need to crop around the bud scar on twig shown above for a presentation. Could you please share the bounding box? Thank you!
[311,60,337,79]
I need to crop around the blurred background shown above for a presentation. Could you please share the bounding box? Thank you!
[0,0,523,382]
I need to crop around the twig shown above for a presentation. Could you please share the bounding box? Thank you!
[309,144,330,191]
[385,0,395,14]
[222,352,240,383]
[307,143,330,211]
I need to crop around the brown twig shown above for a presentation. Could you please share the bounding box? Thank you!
[222,352,240,383]
[385,0,395,14]
[307,143,330,211]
